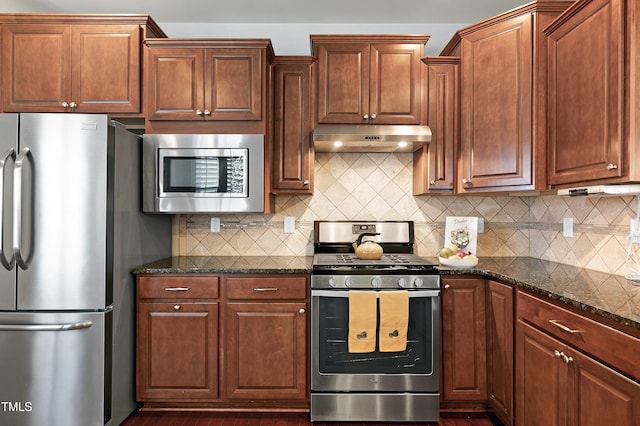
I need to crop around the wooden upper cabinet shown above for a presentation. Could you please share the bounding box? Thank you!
[441,2,573,193]
[0,15,165,115]
[311,35,429,125]
[144,39,273,133]
[546,0,640,186]
[413,57,459,194]
[272,56,315,194]
[145,47,205,121]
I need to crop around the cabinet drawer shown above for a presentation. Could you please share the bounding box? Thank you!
[517,290,640,380]
[138,275,219,300]
[226,276,307,300]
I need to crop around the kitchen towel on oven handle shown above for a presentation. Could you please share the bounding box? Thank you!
[348,291,377,353]
[378,290,409,352]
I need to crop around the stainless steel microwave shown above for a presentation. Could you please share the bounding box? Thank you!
[142,134,264,213]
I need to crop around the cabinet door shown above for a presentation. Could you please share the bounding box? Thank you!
[441,277,487,401]
[204,48,263,121]
[487,281,514,425]
[146,47,205,120]
[369,43,422,124]
[458,14,533,191]
[414,57,459,194]
[515,320,566,426]
[567,348,640,426]
[272,58,314,193]
[71,25,140,113]
[315,42,370,124]
[1,24,71,112]
[136,302,219,401]
[547,0,624,185]
[225,301,307,400]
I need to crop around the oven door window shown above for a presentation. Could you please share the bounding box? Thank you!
[316,294,435,374]
[159,148,248,197]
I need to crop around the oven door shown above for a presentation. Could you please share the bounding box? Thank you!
[311,289,439,392]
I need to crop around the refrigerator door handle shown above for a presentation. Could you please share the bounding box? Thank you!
[0,320,93,331]
[13,147,33,270]
[0,147,15,270]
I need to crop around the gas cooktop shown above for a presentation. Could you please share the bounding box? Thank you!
[313,253,437,269]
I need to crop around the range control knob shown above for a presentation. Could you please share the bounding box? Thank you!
[397,277,408,288]
[328,277,337,288]
[344,277,352,288]
[371,277,382,288]
[413,277,424,288]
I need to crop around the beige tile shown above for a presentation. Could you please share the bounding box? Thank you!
[177,152,636,276]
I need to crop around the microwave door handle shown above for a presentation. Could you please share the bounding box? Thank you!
[0,148,15,270]
[14,147,33,270]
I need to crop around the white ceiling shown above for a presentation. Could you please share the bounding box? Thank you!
[1,0,530,55]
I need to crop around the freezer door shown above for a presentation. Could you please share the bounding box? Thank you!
[0,311,110,426]
[16,114,110,310]
[0,114,18,310]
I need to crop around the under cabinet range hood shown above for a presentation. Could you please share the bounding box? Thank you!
[313,124,431,153]
[557,184,640,197]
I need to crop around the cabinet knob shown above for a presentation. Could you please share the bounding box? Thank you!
[204,109,211,116]
[69,102,77,109]
[370,114,377,120]
[61,102,69,108]
[303,180,309,185]
[444,284,451,289]
[606,163,618,170]
[462,178,470,184]
[363,114,369,120]
[196,109,203,116]
[298,308,305,315]
[173,304,181,310]
[430,180,436,185]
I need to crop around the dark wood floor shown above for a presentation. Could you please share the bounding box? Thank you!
[121,410,502,426]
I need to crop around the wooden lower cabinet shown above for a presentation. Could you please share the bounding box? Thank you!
[516,320,640,426]
[136,273,309,409]
[487,281,513,425]
[136,275,220,401]
[516,291,640,426]
[441,276,488,403]
[224,276,308,401]
[225,301,307,400]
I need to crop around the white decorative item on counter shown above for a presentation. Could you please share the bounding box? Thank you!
[438,216,480,268]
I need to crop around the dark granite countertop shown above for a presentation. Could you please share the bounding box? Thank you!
[132,256,640,332]
[436,257,640,332]
[132,255,314,275]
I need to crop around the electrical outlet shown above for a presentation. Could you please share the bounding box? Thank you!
[563,217,573,237]
[210,217,220,233]
[284,216,295,234]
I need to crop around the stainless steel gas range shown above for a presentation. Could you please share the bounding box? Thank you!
[310,220,440,423]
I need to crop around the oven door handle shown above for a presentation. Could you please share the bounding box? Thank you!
[311,290,440,298]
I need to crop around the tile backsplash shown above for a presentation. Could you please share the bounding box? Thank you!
[177,153,639,277]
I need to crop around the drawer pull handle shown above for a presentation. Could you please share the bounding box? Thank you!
[174,305,181,310]
[164,287,190,291]
[253,287,278,292]
[549,319,580,334]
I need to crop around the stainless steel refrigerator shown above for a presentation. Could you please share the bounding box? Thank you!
[0,114,171,426]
